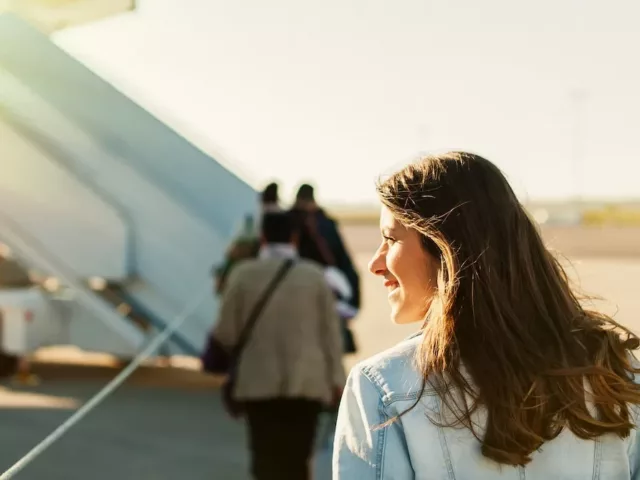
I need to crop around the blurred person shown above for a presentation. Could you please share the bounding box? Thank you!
[261,181,282,213]
[290,183,361,353]
[212,211,346,480]
[213,182,281,294]
[333,152,640,478]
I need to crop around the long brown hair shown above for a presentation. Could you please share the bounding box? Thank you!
[376,151,640,466]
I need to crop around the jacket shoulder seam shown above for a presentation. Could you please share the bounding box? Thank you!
[360,364,424,406]
[359,365,388,401]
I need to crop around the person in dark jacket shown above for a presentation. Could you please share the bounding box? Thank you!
[290,184,360,309]
[289,184,361,354]
[261,182,282,213]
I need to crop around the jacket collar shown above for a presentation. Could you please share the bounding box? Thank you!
[258,243,298,260]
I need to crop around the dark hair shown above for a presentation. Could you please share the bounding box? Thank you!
[261,212,296,244]
[295,183,315,202]
[262,182,279,204]
[377,151,640,466]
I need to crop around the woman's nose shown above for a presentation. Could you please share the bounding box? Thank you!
[368,248,386,276]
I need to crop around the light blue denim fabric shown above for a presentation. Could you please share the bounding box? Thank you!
[333,333,640,479]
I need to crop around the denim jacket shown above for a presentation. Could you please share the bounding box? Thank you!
[333,333,640,479]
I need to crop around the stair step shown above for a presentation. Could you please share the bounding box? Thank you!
[90,280,200,357]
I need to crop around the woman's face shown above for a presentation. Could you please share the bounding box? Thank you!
[369,206,439,324]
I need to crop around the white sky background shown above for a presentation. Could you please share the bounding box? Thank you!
[53,0,640,206]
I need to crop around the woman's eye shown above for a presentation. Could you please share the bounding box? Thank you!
[383,236,396,245]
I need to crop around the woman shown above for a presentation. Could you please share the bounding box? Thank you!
[333,152,640,478]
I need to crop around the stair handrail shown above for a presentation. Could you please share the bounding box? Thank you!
[0,87,230,272]
[0,66,226,351]
[0,90,214,339]
[0,65,248,246]
[0,208,146,348]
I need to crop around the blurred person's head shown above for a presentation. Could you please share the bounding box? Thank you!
[294,183,316,210]
[261,212,297,246]
[261,182,279,205]
[370,151,640,466]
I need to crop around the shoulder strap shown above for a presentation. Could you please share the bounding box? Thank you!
[231,258,294,360]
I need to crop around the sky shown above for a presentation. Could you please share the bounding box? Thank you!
[53,0,640,206]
